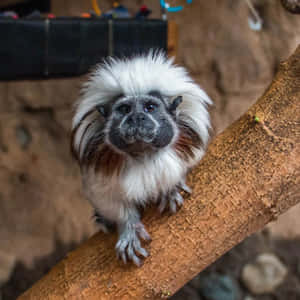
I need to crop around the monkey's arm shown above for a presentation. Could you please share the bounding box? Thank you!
[115,205,151,266]
[19,46,300,300]
[90,192,151,266]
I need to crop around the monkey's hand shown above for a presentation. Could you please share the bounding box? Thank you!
[158,180,191,214]
[116,218,151,266]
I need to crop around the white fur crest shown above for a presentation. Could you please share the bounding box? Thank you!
[72,51,211,159]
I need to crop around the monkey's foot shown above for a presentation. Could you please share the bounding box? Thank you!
[159,188,184,214]
[177,179,192,194]
[94,211,116,233]
[116,222,151,266]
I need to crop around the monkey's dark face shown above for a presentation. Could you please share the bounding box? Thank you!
[97,93,182,155]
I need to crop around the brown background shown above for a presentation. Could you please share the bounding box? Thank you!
[0,0,299,294]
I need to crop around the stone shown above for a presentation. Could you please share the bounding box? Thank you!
[171,285,202,300]
[241,253,288,294]
[197,273,240,300]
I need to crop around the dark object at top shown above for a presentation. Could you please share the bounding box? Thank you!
[0,18,167,80]
[102,4,131,18]
[135,5,152,19]
[0,0,50,17]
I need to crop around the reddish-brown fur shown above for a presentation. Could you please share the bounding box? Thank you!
[174,123,203,161]
[72,112,202,176]
[95,146,124,177]
[71,107,124,176]
[70,109,95,161]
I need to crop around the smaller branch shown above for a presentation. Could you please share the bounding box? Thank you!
[281,0,300,14]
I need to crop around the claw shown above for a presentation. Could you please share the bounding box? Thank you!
[133,238,149,258]
[116,239,128,263]
[174,191,184,206]
[116,222,150,266]
[158,188,185,214]
[169,196,177,213]
[135,223,152,241]
[127,244,140,266]
[132,254,141,267]
[121,252,127,264]
[135,245,149,258]
[158,194,168,213]
[177,180,192,194]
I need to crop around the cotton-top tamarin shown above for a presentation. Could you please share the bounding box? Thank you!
[71,51,212,266]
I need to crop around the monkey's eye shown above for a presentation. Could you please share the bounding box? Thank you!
[117,104,131,114]
[144,102,157,113]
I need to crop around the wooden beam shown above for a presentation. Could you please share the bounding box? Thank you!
[168,21,178,57]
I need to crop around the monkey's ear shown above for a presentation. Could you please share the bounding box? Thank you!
[96,105,108,118]
[169,96,183,114]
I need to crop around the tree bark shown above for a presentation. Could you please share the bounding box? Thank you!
[19,46,300,300]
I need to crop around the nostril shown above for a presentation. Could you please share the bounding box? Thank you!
[136,113,146,123]
[127,115,135,125]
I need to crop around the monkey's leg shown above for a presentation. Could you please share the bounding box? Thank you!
[115,207,151,266]
[94,211,116,233]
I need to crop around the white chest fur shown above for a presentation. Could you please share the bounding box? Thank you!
[82,148,186,220]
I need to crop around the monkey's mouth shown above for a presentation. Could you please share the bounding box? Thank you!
[122,137,157,155]
[122,131,155,143]
[108,126,159,155]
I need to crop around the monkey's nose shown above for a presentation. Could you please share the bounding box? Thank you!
[136,113,146,122]
[122,113,156,143]
[126,115,136,126]
[126,113,146,126]
[135,113,146,126]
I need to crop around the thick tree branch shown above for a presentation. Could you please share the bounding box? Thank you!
[19,46,300,300]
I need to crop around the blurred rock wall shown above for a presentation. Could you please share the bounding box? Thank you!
[0,0,299,291]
